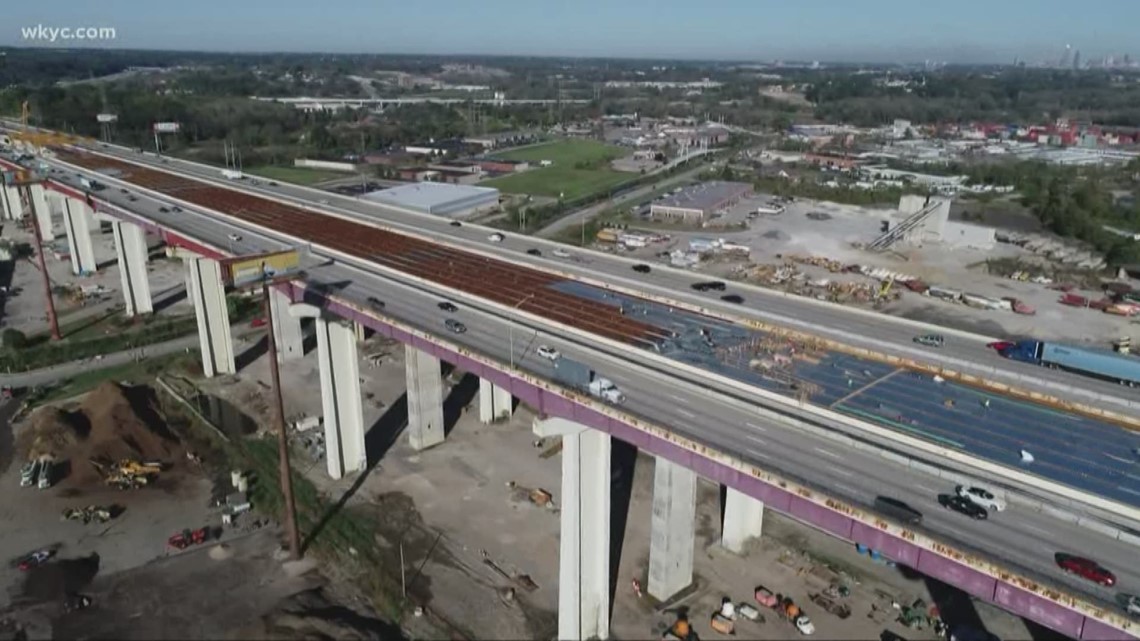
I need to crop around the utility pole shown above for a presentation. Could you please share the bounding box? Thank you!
[263,278,301,560]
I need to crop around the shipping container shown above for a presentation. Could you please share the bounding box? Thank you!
[1001,340,1140,386]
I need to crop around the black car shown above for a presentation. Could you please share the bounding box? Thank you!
[171,206,182,212]
[938,494,988,520]
[527,248,542,256]
[268,181,279,186]
[158,206,169,213]
[632,264,651,273]
[691,281,727,292]
[874,496,923,525]
[449,221,462,227]
[119,188,128,194]
[444,319,467,334]
[721,294,744,304]
[366,296,385,310]
[438,301,459,313]
[691,282,711,292]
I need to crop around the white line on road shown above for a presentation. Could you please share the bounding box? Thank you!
[745,422,768,432]
[832,468,854,478]
[813,447,843,460]
[914,484,938,495]
[744,433,767,446]
[747,448,771,461]
[676,408,696,419]
[833,483,858,495]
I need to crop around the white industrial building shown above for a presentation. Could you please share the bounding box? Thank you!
[361,183,500,219]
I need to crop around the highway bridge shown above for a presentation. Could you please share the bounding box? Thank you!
[2,131,1139,639]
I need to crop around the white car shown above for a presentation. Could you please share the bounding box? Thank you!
[227,233,242,242]
[1122,593,1140,616]
[794,615,815,636]
[488,232,505,243]
[956,485,1006,512]
[552,248,571,258]
[536,345,560,361]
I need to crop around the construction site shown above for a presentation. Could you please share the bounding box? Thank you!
[602,190,1140,344]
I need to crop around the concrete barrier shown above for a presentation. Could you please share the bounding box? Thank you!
[46,151,1140,532]
[36,149,1140,636]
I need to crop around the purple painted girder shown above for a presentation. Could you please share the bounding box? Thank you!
[296,287,1136,641]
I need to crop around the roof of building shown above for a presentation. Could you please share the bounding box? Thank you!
[362,182,500,217]
[651,181,753,214]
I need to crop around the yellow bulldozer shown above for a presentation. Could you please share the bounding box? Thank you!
[90,458,164,490]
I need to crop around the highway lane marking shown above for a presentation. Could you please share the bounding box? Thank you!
[832,468,854,478]
[1103,452,1135,465]
[745,422,768,432]
[813,447,843,460]
[913,484,937,495]
[832,482,858,495]
[746,448,771,461]
[744,434,767,446]
[676,408,697,419]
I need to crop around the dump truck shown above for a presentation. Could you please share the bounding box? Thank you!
[552,357,625,404]
[996,340,1140,386]
[167,527,210,550]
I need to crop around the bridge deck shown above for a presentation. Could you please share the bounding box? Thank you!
[553,280,1140,507]
[59,148,1140,508]
[56,150,665,347]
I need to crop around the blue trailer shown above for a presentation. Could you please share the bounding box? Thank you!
[999,340,1140,386]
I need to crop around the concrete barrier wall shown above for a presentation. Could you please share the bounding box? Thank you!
[27,153,1137,639]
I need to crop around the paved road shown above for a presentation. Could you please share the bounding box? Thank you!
[535,161,712,238]
[17,144,1140,625]
[61,142,1140,417]
[0,324,266,389]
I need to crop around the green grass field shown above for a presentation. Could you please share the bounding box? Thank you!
[246,165,348,185]
[484,139,635,200]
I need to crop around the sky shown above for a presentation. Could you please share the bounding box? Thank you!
[4,0,1139,64]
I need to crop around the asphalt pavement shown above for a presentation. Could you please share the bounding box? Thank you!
[19,143,1140,622]
[69,142,1140,416]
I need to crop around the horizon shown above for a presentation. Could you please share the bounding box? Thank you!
[2,0,1138,65]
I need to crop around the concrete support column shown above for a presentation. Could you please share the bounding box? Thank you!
[1,185,22,221]
[405,344,444,450]
[30,185,53,241]
[648,457,696,601]
[533,417,611,641]
[111,221,153,316]
[353,320,367,342]
[314,318,366,479]
[62,197,97,275]
[477,378,513,424]
[185,257,235,377]
[269,289,303,362]
[721,487,764,554]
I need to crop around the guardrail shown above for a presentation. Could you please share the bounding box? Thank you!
[29,151,1139,638]
[41,149,1140,526]
[67,144,1140,425]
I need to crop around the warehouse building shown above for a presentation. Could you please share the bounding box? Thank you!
[649,181,753,224]
[362,182,500,219]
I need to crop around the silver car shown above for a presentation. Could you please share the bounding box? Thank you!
[444,319,467,334]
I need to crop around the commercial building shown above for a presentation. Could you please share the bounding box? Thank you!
[475,158,529,174]
[361,182,500,219]
[649,181,753,224]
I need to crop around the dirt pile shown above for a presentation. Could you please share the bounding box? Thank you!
[235,588,406,641]
[21,382,181,486]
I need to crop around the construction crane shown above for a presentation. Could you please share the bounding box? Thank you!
[3,101,91,152]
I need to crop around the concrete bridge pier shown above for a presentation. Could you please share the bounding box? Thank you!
[533,416,611,641]
[29,185,53,241]
[648,457,696,601]
[62,196,97,275]
[477,378,512,423]
[0,184,22,221]
[111,221,153,317]
[269,288,303,362]
[405,345,444,450]
[721,486,764,554]
[292,303,366,479]
[185,256,235,377]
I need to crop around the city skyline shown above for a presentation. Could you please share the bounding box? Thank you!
[3,0,1139,64]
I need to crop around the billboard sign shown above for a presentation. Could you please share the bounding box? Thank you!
[152,122,180,134]
[96,113,118,123]
[220,249,301,288]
